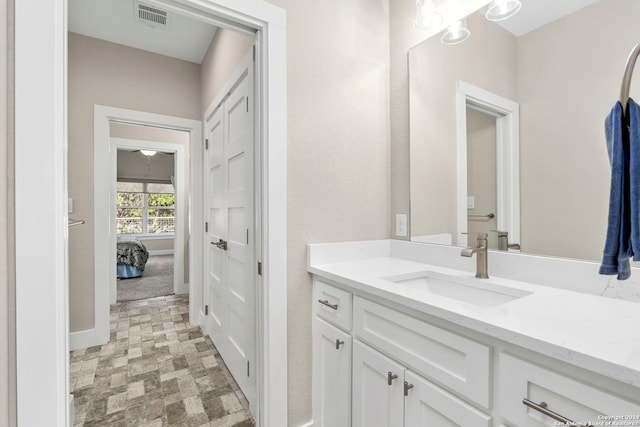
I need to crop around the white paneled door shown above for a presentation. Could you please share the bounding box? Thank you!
[204,56,256,410]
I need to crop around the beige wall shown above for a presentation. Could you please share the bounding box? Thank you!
[200,28,254,113]
[1,0,15,424]
[517,0,640,260]
[261,0,391,423]
[68,33,200,332]
[408,12,517,241]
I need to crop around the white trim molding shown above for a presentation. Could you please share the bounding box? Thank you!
[456,80,520,248]
[15,0,69,425]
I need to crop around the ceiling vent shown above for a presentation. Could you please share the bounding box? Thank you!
[134,1,171,30]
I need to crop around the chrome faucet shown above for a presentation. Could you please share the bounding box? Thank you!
[460,232,489,279]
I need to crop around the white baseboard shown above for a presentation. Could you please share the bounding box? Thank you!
[69,328,108,351]
[69,394,74,427]
[176,281,189,295]
[298,421,314,427]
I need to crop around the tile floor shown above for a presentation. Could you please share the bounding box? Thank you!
[70,294,254,427]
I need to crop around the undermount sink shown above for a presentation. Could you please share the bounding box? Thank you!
[383,271,532,307]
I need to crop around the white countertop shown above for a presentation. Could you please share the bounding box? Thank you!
[308,254,640,388]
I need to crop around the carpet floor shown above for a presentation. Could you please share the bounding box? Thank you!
[70,294,254,427]
[118,255,174,302]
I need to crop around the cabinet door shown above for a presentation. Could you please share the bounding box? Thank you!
[312,318,352,427]
[352,340,405,427]
[404,371,492,427]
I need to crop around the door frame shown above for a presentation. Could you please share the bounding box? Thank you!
[14,1,288,426]
[455,80,520,248]
[89,106,197,354]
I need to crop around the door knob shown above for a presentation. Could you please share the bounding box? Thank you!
[212,239,228,251]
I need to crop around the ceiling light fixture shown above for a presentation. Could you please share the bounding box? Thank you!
[441,18,470,45]
[140,150,157,157]
[485,0,521,22]
[414,0,442,30]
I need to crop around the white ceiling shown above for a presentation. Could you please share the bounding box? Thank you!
[493,0,599,37]
[68,0,217,64]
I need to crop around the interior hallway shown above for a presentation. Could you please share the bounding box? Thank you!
[70,294,253,427]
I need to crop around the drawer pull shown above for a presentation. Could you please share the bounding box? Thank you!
[335,339,345,350]
[387,372,398,386]
[318,299,338,310]
[522,398,592,427]
[404,381,414,396]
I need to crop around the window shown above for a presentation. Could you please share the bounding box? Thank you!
[116,181,175,235]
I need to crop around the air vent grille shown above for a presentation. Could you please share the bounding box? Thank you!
[135,2,170,29]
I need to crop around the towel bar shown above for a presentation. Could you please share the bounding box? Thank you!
[620,42,640,115]
[68,219,85,227]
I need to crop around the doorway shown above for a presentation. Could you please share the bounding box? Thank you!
[455,80,520,249]
[14,1,287,425]
[114,136,183,302]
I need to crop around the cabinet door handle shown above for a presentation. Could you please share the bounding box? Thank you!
[404,381,414,396]
[335,339,345,350]
[387,372,398,386]
[318,299,338,310]
[522,399,592,427]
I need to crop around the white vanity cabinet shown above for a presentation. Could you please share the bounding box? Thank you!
[311,275,640,427]
[312,278,493,427]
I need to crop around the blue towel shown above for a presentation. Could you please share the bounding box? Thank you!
[599,101,631,279]
[629,100,640,261]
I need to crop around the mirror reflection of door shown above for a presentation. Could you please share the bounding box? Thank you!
[466,107,498,249]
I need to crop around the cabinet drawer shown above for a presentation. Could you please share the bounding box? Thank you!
[353,296,491,408]
[498,353,640,427]
[314,279,352,331]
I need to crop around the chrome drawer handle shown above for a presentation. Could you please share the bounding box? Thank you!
[335,339,344,350]
[522,399,592,427]
[318,299,338,310]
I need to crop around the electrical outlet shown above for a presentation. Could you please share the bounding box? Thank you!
[395,214,408,237]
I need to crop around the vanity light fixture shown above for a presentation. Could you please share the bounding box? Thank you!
[414,0,442,30]
[441,18,470,45]
[485,0,521,21]
[140,149,157,156]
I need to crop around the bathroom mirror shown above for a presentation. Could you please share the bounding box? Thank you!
[408,0,640,261]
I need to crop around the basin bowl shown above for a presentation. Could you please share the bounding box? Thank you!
[383,271,532,307]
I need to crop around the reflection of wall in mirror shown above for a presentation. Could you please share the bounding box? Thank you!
[409,0,640,261]
[517,0,639,261]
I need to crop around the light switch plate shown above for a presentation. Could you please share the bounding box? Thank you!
[68,198,74,214]
[467,196,475,209]
[395,213,407,237]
